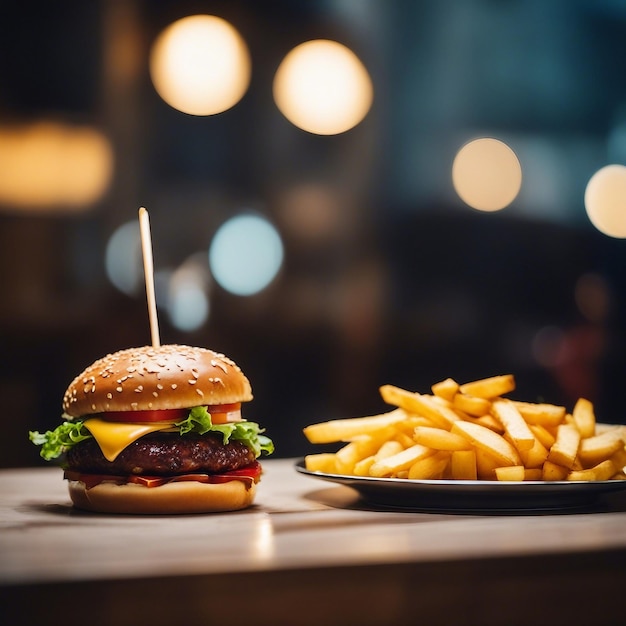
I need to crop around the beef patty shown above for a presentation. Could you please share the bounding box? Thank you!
[66,432,256,476]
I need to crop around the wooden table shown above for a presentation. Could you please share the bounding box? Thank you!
[1,459,625,625]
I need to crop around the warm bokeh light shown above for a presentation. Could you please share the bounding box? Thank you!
[273,39,373,135]
[106,223,211,331]
[149,14,251,116]
[584,164,626,238]
[209,214,284,296]
[0,121,113,211]
[452,138,522,211]
[167,254,211,331]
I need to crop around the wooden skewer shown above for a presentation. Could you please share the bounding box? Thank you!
[138,207,160,348]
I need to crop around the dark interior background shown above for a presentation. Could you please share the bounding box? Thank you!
[2,0,626,466]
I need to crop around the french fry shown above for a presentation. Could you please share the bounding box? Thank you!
[408,451,450,479]
[572,397,596,439]
[475,448,502,480]
[303,374,626,483]
[379,385,460,429]
[547,424,581,469]
[451,420,521,467]
[431,377,459,401]
[459,374,515,399]
[474,414,505,433]
[610,448,626,474]
[367,426,407,449]
[374,440,404,461]
[334,438,382,474]
[577,429,625,468]
[304,453,338,473]
[303,409,407,443]
[568,459,616,482]
[518,436,549,469]
[413,426,472,451]
[353,456,376,476]
[450,450,477,480]
[369,444,433,478]
[432,395,473,420]
[495,466,526,481]
[529,424,556,449]
[524,469,543,481]
[542,460,568,481]
[512,401,566,428]
[452,393,492,417]
[491,399,536,452]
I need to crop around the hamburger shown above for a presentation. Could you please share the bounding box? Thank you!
[29,344,273,514]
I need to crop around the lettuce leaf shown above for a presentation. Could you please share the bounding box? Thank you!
[177,406,274,458]
[29,406,274,461]
[29,421,92,461]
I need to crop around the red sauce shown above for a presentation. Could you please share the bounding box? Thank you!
[64,461,262,491]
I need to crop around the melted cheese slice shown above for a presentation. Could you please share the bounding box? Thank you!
[84,418,175,462]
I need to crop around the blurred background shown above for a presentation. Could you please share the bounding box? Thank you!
[2,0,626,467]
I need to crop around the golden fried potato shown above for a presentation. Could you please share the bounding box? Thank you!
[303,374,626,483]
[451,420,521,467]
[459,374,515,399]
[547,424,581,470]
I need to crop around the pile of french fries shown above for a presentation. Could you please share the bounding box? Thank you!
[303,375,626,482]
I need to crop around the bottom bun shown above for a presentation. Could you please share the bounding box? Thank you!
[68,478,257,514]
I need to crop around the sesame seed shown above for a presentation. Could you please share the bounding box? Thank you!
[196,389,204,397]
[153,391,158,397]
[188,379,197,385]
[107,393,112,399]
[171,384,177,390]
[211,359,228,374]
[116,386,123,392]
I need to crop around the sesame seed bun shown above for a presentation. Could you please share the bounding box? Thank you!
[67,476,257,514]
[63,344,253,417]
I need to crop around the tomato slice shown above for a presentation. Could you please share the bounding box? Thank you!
[99,408,190,423]
[97,403,242,424]
[206,403,242,425]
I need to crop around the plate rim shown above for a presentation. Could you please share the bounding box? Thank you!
[294,458,626,490]
[295,458,626,512]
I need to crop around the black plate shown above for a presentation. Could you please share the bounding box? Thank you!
[295,460,626,513]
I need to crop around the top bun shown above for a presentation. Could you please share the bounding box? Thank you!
[63,344,253,418]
